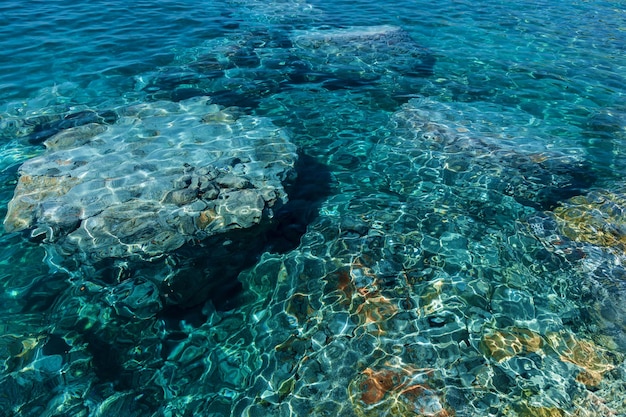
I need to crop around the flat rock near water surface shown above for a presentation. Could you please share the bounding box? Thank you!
[4,98,297,298]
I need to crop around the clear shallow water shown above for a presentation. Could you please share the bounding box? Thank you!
[1,0,626,416]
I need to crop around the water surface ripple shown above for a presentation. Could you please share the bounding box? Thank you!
[1,0,625,416]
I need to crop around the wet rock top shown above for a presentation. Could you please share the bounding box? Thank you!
[4,97,297,263]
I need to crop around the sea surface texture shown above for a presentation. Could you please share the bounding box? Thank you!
[1,0,626,416]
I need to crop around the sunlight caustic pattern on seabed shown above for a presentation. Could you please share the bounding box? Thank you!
[0,0,625,415]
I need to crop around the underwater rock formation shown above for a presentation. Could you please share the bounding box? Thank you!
[288,25,435,83]
[0,109,118,145]
[373,98,595,211]
[140,25,435,105]
[4,1,625,413]
[526,189,626,351]
[3,97,297,306]
[551,190,626,252]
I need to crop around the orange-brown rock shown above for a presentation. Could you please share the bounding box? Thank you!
[360,368,399,404]
[480,327,544,362]
[4,174,80,232]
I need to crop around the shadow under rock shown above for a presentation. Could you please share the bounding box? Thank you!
[265,152,333,253]
[160,152,332,315]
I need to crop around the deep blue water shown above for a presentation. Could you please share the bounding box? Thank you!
[1,0,626,416]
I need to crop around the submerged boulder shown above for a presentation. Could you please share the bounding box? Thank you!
[140,25,435,104]
[289,24,435,82]
[4,97,297,306]
[373,98,595,211]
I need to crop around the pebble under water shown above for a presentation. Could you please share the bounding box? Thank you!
[1,0,626,416]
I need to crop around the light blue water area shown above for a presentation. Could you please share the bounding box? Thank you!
[1,0,626,416]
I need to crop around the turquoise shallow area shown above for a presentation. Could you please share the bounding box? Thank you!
[1,0,626,416]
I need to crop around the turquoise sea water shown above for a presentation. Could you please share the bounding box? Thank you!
[1,0,626,416]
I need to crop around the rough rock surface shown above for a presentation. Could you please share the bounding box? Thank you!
[141,25,435,105]
[290,25,435,81]
[373,98,596,211]
[4,97,297,282]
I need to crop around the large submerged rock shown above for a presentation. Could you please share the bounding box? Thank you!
[373,98,595,211]
[289,24,435,81]
[4,97,297,306]
[141,25,434,105]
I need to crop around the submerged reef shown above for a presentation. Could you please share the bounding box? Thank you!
[4,97,298,307]
[3,93,623,417]
[1,6,625,416]
[140,25,435,106]
[373,98,596,211]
